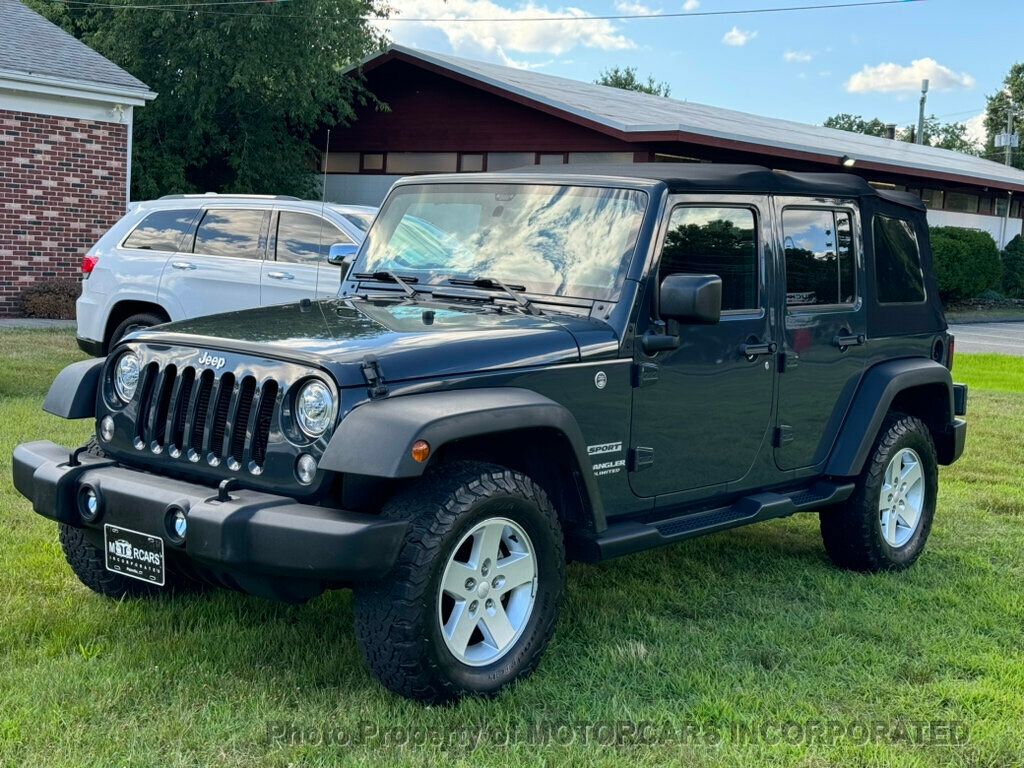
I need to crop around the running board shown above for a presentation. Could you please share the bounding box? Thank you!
[572,481,854,562]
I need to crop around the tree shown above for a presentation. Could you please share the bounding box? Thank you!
[930,226,1002,301]
[983,62,1024,171]
[26,0,388,199]
[823,113,890,137]
[596,66,671,97]
[823,112,980,156]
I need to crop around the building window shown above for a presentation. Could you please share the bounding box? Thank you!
[921,189,944,209]
[659,206,759,312]
[386,153,459,174]
[996,198,1009,217]
[567,152,635,164]
[537,153,566,165]
[979,197,995,216]
[323,153,359,173]
[486,152,536,171]
[459,153,485,172]
[1013,199,1023,218]
[361,153,385,172]
[782,208,856,308]
[874,215,925,304]
[944,191,979,213]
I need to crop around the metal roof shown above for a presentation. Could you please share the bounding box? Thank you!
[0,0,151,94]
[359,45,1024,193]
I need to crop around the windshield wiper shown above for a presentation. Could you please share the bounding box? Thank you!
[447,277,542,315]
[353,271,420,298]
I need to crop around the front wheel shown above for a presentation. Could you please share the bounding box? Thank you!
[820,413,938,572]
[354,461,565,703]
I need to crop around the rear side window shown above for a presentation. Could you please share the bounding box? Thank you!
[193,209,267,260]
[874,215,926,303]
[275,212,349,264]
[782,208,856,308]
[122,209,199,252]
[660,206,759,312]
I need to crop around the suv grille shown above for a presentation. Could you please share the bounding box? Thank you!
[134,362,279,473]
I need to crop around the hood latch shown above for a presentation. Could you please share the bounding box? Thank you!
[360,356,388,399]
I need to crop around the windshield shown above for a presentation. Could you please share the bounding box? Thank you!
[354,183,648,301]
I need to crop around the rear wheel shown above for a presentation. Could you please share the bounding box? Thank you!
[108,311,165,349]
[820,413,938,572]
[354,461,565,703]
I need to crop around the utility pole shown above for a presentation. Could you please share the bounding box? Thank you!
[916,79,929,145]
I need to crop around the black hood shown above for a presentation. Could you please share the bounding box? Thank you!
[130,298,620,387]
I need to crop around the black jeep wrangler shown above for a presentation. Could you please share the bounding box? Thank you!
[14,165,967,702]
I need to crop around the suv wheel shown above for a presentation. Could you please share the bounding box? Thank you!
[820,413,938,572]
[353,461,565,703]
[109,311,165,349]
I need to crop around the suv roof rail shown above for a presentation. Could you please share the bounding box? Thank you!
[157,193,303,201]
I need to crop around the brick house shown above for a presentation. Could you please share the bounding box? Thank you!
[0,0,154,317]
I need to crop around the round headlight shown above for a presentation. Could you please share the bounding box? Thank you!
[295,380,334,438]
[113,352,140,403]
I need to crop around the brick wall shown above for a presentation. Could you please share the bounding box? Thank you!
[0,108,127,317]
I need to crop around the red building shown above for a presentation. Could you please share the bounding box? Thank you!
[0,0,153,317]
[326,45,1024,248]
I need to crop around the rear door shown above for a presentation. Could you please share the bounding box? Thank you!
[161,207,268,318]
[261,210,350,306]
[774,198,867,470]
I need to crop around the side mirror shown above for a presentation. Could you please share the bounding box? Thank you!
[327,242,359,267]
[659,273,722,324]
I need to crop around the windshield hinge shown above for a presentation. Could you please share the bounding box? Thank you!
[360,356,388,399]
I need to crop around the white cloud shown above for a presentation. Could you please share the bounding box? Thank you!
[683,0,700,10]
[614,0,658,14]
[722,26,757,46]
[845,57,975,94]
[965,112,987,146]
[783,50,813,63]
[377,0,635,60]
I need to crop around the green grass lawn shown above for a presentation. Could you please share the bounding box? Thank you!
[1,330,1021,767]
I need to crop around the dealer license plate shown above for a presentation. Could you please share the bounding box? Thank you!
[103,524,165,586]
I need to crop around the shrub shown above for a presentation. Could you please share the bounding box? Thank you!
[1002,234,1024,299]
[929,226,1002,301]
[18,279,80,319]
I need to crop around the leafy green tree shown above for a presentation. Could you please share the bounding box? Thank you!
[596,66,671,97]
[983,62,1024,171]
[930,226,1002,301]
[1001,235,1024,299]
[823,113,890,137]
[26,0,388,199]
[824,112,980,155]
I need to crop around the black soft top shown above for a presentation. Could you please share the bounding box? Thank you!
[503,163,925,210]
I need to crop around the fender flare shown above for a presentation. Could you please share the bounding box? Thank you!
[42,359,104,420]
[321,387,606,530]
[826,357,953,477]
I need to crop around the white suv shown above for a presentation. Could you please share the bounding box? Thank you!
[76,194,376,355]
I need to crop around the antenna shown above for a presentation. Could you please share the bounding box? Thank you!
[317,128,330,259]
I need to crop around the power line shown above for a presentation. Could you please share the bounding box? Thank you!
[48,0,928,19]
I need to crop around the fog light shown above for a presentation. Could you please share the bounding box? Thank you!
[79,486,100,523]
[100,415,115,442]
[166,506,188,544]
[296,453,318,485]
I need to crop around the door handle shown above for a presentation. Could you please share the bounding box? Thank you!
[170,261,196,270]
[266,271,295,280]
[739,339,777,360]
[832,333,866,351]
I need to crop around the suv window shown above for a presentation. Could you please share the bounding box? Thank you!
[874,215,926,303]
[660,206,759,312]
[275,212,349,264]
[193,209,267,260]
[783,208,855,308]
[122,209,199,252]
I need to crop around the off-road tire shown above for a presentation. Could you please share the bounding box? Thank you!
[820,412,938,572]
[354,461,565,704]
[58,437,197,598]
[109,311,165,349]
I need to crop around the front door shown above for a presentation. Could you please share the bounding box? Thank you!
[630,196,777,498]
[774,198,867,470]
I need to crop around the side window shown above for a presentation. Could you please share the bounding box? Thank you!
[660,206,759,312]
[192,209,266,260]
[122,209,199,252]
[873,215,926,303]
[275,212,349,264]
[782,208,856,308]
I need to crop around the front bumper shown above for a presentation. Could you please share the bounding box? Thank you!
[13,441,408,600]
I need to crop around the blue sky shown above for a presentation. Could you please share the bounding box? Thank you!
[376,0,1020,147]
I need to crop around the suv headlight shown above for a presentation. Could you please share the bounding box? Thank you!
[295,380,334,438]
[113,351,141,403]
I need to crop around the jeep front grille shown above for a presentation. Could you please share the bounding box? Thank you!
[133,362,279,474]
